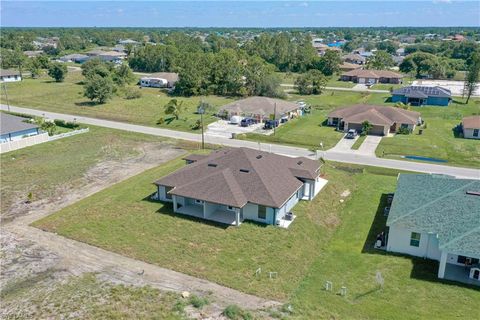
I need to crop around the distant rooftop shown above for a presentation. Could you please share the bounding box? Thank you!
[392,86,452,98]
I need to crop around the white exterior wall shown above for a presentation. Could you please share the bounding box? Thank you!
[0,75,22,82]
[241,203,275,224]
[463,128,480,139]
[276,190,301,221]
[157,185,173,202]
[386,225,441,261]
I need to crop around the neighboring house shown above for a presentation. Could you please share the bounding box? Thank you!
[0,113,40,142]
[98,51,127,62]
[343,53,366,65]
[0,70,22,82]
[219,96,302,123]
[462,116,480,140]
[339,62,363,72]
[327,104,421,135]
[23,50,44,58]
[395,48,405,56]
[118,39,140,45]
[386,174,480,286]
[140,72,179,88]
[340,69,403,84]
[59,54,90,63]
[85,49,105,57]
[391,86,452,106]
[153,147,327,227]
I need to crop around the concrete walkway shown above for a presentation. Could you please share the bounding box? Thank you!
[2,104,479,180]
[356,135,382,156]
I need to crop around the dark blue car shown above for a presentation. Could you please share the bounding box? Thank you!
[240,118,255,127]
[264,120,279,129]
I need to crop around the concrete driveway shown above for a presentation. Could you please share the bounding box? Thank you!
[356,136,382,156]
[330,134,358,152]
[206,120,265,138]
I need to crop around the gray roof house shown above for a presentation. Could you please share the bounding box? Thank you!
[153,147,328,227]
[0,113,40,142]
[392,86,452,106]
[219,97,301,122]
[386,174,480,286]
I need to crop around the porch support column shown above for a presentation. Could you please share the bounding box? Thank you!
[438,251,448,279]
[203,202,206,219]
[235,208,240,226]
[310,182,314,201]
[172,195,178,212]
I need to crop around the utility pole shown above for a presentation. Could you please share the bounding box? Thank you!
[2,82,11,111]
[200,110,205,149]
[273,102,277,136]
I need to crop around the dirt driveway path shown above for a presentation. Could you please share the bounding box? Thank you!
[2,144,278,313]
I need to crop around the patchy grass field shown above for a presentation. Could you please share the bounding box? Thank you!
[33,158,480,318]
[1,273,186,319]
[375,99,480,168]
[277,72,356,88]
[0,125,177,219]
[4,71,233,132]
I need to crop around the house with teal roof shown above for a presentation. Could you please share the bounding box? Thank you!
[386,174,480,286]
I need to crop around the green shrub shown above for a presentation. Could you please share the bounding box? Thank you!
[190,119,202,130]
[222,305,252,320]
[53,119,80,129]
[397,127,411,135]
[124,87,142,100]
[156,117,165,125]
[188,295,209,309]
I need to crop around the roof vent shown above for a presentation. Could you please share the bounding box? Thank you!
[297,161,303,165]
[256,155,262,159]
[466,191,480,196]
[239,169,250,173]
[208,163,217,167]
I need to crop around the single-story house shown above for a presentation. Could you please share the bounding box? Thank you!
[339,62,363,72]
[59,54,90,63]
[140,72,179,88]
[0,70,22,82]
[392,86,452,106]
[219,96,302,123]
[153,147,327,227]
[340,69,403,84]
[118,39,140,45]
[462,116,480,140]
[23,50,44,58]
[98,51,127,62]
[0,113,40,142]
[343,53,366,65]
[85,49,105,57]
[327,104,421,136]
[386,174,480,286]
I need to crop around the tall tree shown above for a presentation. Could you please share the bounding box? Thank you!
[295,69,327,95]
[83,74,114,104]
[315,50,341,76]
[367,51,395,70]
[164,99,184,120]
[47,63,68,82]
[464,51,480,104]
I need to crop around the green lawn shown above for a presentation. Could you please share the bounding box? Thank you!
[1,273,186,319]
[351,134,366,150]
[4,72,233,132]
[0,125,170,218]
[376,99,480,168]
[276,72,355,88]
[33,158,480,318]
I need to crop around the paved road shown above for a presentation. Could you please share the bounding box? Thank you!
[2,104,479,179]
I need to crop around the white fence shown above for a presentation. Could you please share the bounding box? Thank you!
[0,128,89,154]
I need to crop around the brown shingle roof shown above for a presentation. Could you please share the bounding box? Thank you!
[0,69,20,77]
[220,97,299,118]
[155,148,321,208]
[463,115,480,129]
[328,104,420,126]
[341,69,403,79]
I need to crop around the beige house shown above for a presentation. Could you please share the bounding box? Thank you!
[462,116,480,139]
[340,69,403,84]
[219,97,301,123]
[327,104,421,136]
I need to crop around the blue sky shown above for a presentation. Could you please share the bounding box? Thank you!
[2,1,479,28]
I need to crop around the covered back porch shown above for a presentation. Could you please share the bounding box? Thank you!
[438,252,480,286]
[172,195,242,226]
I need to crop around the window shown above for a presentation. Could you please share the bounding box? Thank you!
[473,129,479,137]
[194,199,204,205]
[410,232,421,247]
[165,186,173,200]
[401,124,409,129]
[227,206,235,211]
[258,205,267,220]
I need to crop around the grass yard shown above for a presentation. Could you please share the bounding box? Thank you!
[276,72,356,88]
[1,273,186,319]
[351,134,366,150]
[33,157,480,318]
[0,125,169,218]
[4,71,233,132]
[376,98,480,168]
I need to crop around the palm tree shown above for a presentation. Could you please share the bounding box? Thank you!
[362,121,373,136]
[164,99,184,120]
